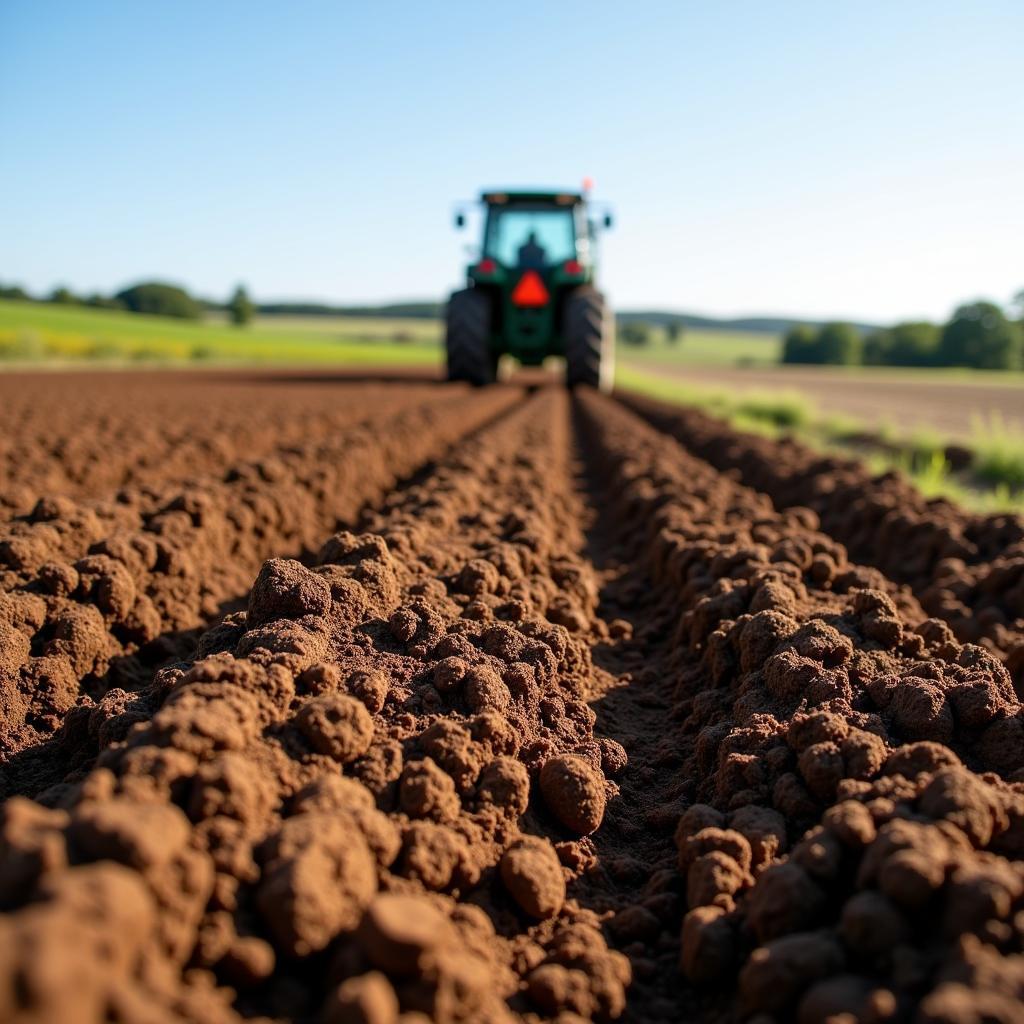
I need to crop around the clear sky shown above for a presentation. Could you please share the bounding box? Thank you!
[2,1,1021,323]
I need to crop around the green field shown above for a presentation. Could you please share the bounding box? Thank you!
[0,300,442,367]
[618,325,780,366]
[0,299,779,370]
[244,312,440,344]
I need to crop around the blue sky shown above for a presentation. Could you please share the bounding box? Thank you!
[2,1,1021,322]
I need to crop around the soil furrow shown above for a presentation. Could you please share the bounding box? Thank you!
[567,398,704,1022]
[576,389,1024,1021]
[1,387,520,775]
[618,390,1024,684]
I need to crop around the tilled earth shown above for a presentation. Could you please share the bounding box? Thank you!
[2,371,1024,1024]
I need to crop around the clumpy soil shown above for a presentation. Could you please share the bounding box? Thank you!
[2,371,1024,1024]
[619,391,1024,687]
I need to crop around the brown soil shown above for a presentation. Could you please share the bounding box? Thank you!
[0,371,440,517]
[2,371,1024,1024]
[619,391,1024,687]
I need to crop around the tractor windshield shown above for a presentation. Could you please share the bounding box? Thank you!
[483,205,577,268]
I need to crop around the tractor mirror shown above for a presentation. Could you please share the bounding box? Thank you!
[455,212,466,229]
[603,212,613,229]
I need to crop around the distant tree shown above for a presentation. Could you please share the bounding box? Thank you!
[665,321,684,345]
[861,330,887,366]
[781,324,819,364]
[84,293,126,310]
[228,284,254,327]
[49,285,78,305]
[619,321,653,346]
[0,283,30,301]
[1013,288,1024,322]
[816,322,861,365]
[781,322,861,365]
[114,281,202,320]
[862,321,939,367]
[939,301,1022,370]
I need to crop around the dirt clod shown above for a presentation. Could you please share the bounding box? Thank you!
[539,754,607,835]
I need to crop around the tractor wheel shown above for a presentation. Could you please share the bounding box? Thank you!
[446,288,496,386]
[565,287,614,392]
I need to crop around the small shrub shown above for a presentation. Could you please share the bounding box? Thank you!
[904,426,947,470]
[914,450,952,492]
[49,286,79,305]
[619,322,653,346]
[0,330,46,360]
[819,413,867,443]
[734,391,813,429]
[972,413,1024,491]
[229,285,254,327]
[114,281,202,320]
[86,341,123,360]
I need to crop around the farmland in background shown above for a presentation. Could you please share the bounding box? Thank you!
[617,355,1024,439]
[619,364,1024,512]
[5,296,1021,510]
[1,298,772,368]
[0,299,441,366]
[613,324,780,366]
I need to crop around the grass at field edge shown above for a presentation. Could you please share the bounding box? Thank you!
[616,366,1024,514]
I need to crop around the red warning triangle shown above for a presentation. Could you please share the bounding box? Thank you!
[511,270,549,307]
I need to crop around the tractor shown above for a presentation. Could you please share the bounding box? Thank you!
[446,189,615,391]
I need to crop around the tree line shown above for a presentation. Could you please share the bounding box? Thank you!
[0,280,255,326]
[4,277,1023,367]
[783,293,1024,370]
[0,280,444,325]
[619,321,684,346]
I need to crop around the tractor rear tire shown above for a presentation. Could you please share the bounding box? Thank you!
[446,288,496,386]
[565,287,614,392]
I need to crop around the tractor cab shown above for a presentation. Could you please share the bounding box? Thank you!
[446,189,614,391]
[481,192,586,270]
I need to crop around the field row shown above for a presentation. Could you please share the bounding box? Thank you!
[620,391,1024,686]
[0,372,451,516]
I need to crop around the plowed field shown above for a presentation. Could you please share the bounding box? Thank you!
[2,371,1023,1024]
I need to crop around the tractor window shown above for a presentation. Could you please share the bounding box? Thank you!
[483,207,577,268]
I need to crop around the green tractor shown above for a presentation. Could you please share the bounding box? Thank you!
[446,189,615,391]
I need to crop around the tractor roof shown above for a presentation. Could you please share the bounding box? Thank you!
[481,190,584,206]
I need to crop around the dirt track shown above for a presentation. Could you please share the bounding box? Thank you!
[2,371,1024,1024]
[626,362,1024,440]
